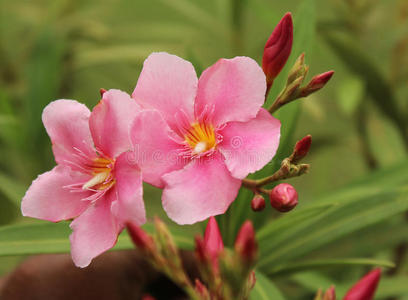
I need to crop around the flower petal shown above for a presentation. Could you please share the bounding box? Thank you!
[195,56,266,126]
[132,52,198,129]
[42,100,95,169]
[162,154,241,225]
[129,110,187,188]
[111,152,146,225]
[89,89,140,159]
[22,166,91,222]
[218,108,281,179]
[69,193,122,268]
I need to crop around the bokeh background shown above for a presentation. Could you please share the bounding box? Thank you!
[0,0,407,298]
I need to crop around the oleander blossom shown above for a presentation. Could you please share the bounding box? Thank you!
[21,90,146,267]
[130,52,281,224]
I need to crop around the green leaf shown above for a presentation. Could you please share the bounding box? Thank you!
[376,276,408,299]
[0,221,194,257]
[250,271,286,300]
[267,258,394,277]
[157,0,229,38]
[337,75,365,115]
[322,31,407,143]
[257,186,408,275]
[0,171,26,207]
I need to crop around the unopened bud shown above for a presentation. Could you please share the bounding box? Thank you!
[291,135,312,163]
[126,222,155,252]
[154,216,179,258]
[324,286,336,300]
[204,216,224,259]
[280,75,304,103]
[141,294,156,300]
[195,236,207,262]
[195,279,210,299]
[234,221,258,264]
[269,183,298,212]
[300,71,334,97]
[251,194,266,212]
[287,53,308,85]
[99,88,107,96]
[344,268,381,300]
[262,12,293,87]
[248,270,257,290]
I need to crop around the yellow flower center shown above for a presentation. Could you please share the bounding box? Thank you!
[82,157,115,190]
[185,123,217,154]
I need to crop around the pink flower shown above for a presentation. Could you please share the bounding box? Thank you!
[131,52,281,224]
[21,90,146,267]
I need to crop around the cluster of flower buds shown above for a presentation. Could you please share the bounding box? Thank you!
[128,217,258,300]
[262,13,334,112]
[245,135,312,213]
[314,268,382,300]
[267,52,334,113]
[127,218,198,299]
[195,217,258,299]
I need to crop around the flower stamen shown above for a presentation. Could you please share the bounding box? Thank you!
[185,123,217,155]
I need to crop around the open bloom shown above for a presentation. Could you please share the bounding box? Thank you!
[22,90,145,267]
[131,52,281,224]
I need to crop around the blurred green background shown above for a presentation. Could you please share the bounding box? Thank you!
[0,0,407,298]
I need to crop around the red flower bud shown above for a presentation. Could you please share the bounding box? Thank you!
[251,194,266,212]
[234,221,258,263]
[301,71,334,97]
[291,135,312,163]
[195,217,224,271]
[204,216,224,259]
[269,183,298,212]
[248,270,257,290]
[262,12,293,87]
[324,286,336,300]
[141,294,156,300]
[195,279,210,298]
[99,88,107,96]
[344,268,381,300]
[126,222,155,252]
[195,235,207,262]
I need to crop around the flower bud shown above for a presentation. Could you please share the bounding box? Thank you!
[204,216,224,259]
[300,71,334,97]
[234,221,258,264]
[248,270,257,290]
[126,222,155,252]
[269,183,298,212]
[154,216,179,259]
[344,268,381,300]
[99,88,107,96]
[324,286,336,300]
[262,12,293,87]
[291,135,312,163]
[195,279,210,299]
[141,294,156,300]
[287,53,307,85]
[251,194,266,212]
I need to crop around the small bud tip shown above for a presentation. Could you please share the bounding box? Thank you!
[99,88,107,96]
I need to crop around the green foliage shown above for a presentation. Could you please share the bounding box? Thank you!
[250,272,286,300]
[0,0,407,298]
